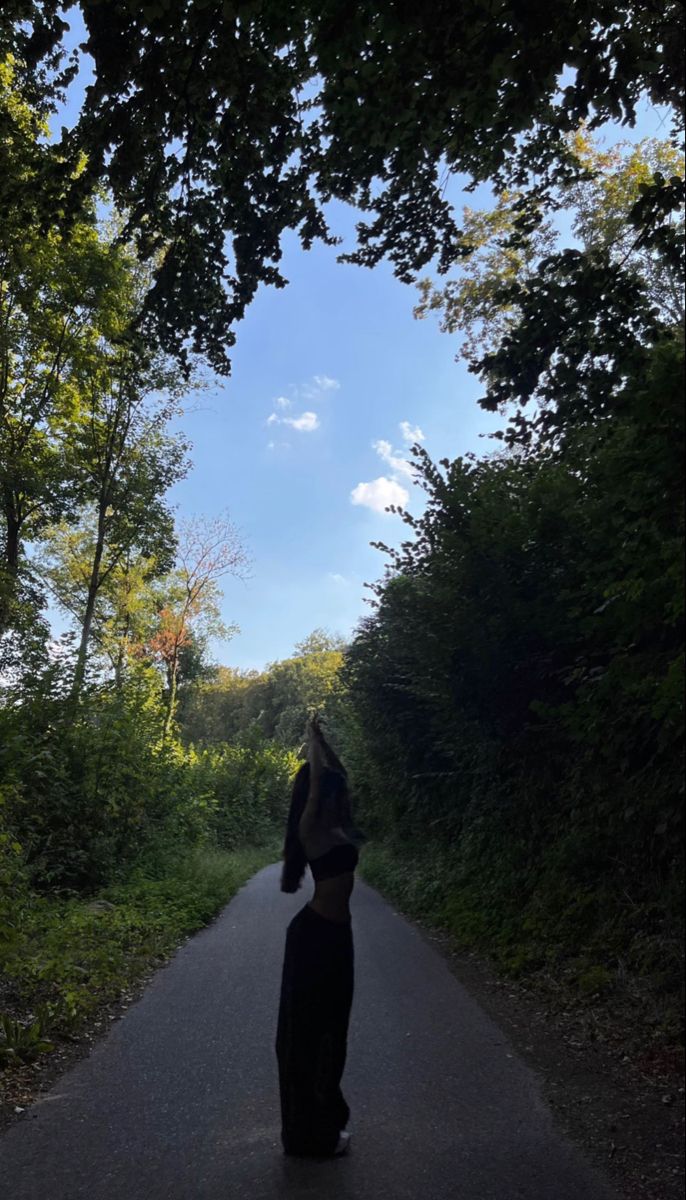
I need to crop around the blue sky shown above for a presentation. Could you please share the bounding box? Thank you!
[49,17,674,671]
[168,208,505,670]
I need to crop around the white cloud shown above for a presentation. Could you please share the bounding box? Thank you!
[284,410,319,432]
[301,374,341,401]
[266,408,320,434]
[373,437,415,480]
[351,424,425,514]
[313,374,340,392]
[263,376,338,442]
[328,572,349,585]
[399,420,425,444]
[350,476,409,513]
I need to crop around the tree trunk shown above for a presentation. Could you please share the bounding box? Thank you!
[0,490,22,636]
[114,611,131,687]
[163,650,179,739]
[4,509,19,576]
[71,524,106,699]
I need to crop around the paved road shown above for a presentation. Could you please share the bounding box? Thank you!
[0,865,616,1200]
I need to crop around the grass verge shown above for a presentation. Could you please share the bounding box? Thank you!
[359,838,684,1055]
[1,839,280,1061]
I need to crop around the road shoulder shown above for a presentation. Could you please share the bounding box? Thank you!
[406,916,684,1200]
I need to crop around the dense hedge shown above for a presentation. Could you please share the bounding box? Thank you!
[340,334,684,1033]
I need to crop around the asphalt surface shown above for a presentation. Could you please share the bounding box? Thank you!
[0,864,617,1200]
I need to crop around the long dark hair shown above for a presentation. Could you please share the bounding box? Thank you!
[280,761,356,893]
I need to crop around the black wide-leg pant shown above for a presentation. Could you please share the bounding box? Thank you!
[276,902,354,1157]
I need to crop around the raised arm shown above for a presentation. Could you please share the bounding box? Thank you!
[298,716,327,840]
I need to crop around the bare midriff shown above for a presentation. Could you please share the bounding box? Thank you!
[308,872,355,923]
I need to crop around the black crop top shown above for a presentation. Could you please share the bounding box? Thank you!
[308,841,359,882]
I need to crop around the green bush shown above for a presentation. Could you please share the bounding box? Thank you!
[198,736,299,850]
[0,651,296,1065]
[344,337,684,1032]
[0,664,297,891]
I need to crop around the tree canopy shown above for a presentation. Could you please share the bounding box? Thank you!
[178,628,345,747]
[2,1,683,373]
[415,132,685,365]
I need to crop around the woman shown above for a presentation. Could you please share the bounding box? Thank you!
[275,715,364,1158]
